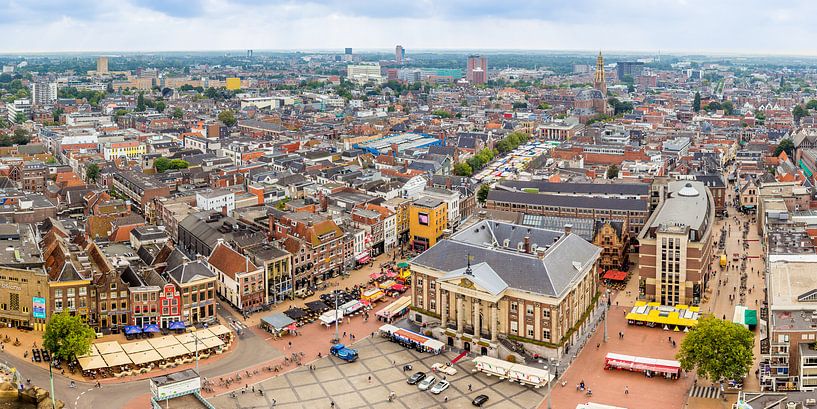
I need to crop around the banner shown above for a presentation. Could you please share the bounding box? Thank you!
[32,297,46,319]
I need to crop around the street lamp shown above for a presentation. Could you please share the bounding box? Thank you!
[544,364,551,409]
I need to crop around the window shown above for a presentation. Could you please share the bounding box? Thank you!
[120,291,127,299]
[543,329,551,341]
[55,300,63,310]
[99,292,107,300]
[100,302,107,312]
[54,289,63,298]
[510,302,518,313]
[9,294,18,311]
[162,299,168,306]
[79,287,87,296]
[526,305,534,316]
[526,325,534,338]
[510,321,518,334]
[543,309,551,319]
[110,283,117,290]
[110,292,117,299]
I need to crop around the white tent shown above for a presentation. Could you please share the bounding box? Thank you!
[319,309,344,326]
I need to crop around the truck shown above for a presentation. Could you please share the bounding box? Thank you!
[330,344,358,362]
[720,254,727,268]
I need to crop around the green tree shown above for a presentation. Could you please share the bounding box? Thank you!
[12,128,30,145]
[154,158,189,173]
[52,108,64,123]
[693,92,701,112]
[14,112,27,124]
[721,101,735,116]
[676,317,754,382]
[218,110,237,127]
[168,159,189,170]
[512,101,528,109]
[431,109,452,119]
[606,164,619,179]
[136,92,146,112]
[705,101,722,113]
[42,311,96,362]
[806,100,817,110]
[537,102,551,110]
[774,139,795,157]
[172,107,184,119]
[86,163,100,183]
[793,105,809,123]
[477,184,490,204]
[453,162,473,176]
[155,101,166,113]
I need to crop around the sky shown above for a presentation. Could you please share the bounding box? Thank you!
[2,0,817,55]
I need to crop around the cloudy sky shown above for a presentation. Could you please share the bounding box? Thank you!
[1,0,815,55]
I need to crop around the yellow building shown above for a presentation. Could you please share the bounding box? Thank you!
[226,77,241,91]
[409,197,447,252]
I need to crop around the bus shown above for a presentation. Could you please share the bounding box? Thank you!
[472,356,552,388]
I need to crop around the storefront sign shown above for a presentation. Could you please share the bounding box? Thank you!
[32,297,46,319]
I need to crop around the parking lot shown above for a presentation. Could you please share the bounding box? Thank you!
[211,335,546,408]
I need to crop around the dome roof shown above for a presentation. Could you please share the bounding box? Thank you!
[678,182,700,197]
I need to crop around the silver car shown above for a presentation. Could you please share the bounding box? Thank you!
[430,380,450,394]
[417,375,437,391]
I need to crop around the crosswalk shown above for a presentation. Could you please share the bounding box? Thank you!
[228,320,247,332]
[688,385,721,399]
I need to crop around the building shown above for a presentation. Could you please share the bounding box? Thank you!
[97,57,109,74]
[466,55,487,84]
[637,181,714,305]
[410,220,601,358]
[419,187,461,231]
[486,189,649,235]
[0,266,49,331]
[7,99,31,123]
[166,258,217,324]
[247,244,292,305]
[762,254,817,392]
[345,48,353,55]
[395,45,404,64]
[29,81,58,106]
[208,242,265,313]
[111,171,171,215]
[381,197,411,246]
[594,52,607,96]
[195,189,235,216]
[347,64,383,84]
[225,77,241,91]
[102,140,146,161]
[409,197,448,252]
[616,61,645,80]
[593,220,630,272]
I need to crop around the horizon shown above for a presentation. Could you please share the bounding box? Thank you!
[5,1,817,57]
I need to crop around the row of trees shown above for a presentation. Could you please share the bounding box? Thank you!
[154,157,189,173]
[495,131,530,154]
[0,129,31,147]
[453,148,496,176]
[58,87,106,107]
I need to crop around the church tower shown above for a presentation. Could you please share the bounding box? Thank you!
[594,51,607,96]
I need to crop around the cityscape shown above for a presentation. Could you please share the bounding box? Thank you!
[1,1,817,409]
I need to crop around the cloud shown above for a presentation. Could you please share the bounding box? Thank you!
[1,0,817,55]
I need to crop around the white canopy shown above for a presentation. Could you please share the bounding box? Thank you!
[319,309,344,325]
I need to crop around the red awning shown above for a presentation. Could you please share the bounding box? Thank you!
[386,271,398,278]
[369,272,383,280]
[285,323,297,331]
[357,255,371,264]
[603,270,628,281]
[390,284,407,292]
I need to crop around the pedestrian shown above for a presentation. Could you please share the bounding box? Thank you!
[625,385,629,395]
[96,381,101,388]
[444,396,449,403]
[343,331,347,338]
[368,375,372,384]
[331,401,335,408]
[468,384,472,391]
[288,341,292,349]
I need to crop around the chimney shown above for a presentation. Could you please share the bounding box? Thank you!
[478,210,487,220]
[391,143,398,157]
[446,177,452,190]
[221,205,228,217]
[564,224,573,234]
[523,236,531,254]
[536,247,546,259]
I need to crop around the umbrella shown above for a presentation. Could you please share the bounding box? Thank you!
[305,300,330,313]
[369,272,383,280]
[124,325,142,335]
[142,324,161,333]
[397,262,409,268]
[386,271,398,278]
[168,321,186,330]
[284,308,306,320]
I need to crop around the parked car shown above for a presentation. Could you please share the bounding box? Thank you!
[417,375,437,391]
[329,344,358,362]
[429,379,450,394]
[472,394,489,406]
[407,372,426,385]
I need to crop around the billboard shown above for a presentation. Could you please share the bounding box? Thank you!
[32,297,46,319]
[151,376,200,400]
[418,212,429,226]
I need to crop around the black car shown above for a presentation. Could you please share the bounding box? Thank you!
[406,372,426,385]
[472,395,489,407]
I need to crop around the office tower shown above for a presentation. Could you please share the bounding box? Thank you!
[616,61,645,81]
[97,57,109,74]
[345,48,353,55]
[395,45,404,64]
[466,55,487,84]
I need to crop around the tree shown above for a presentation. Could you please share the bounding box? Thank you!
[171,107,184,119]
[721,101,735,116]
[453,162,473,176]
[154,157,189,173]
[14,112,27,124]
[512,101,528,109]
[477,184,490,204]
[155,101,166,113]
[42,311,96,362]
[606,164,619,179]
[704,101,722,113]
[52,108,64,123]
[693,92,701,112]
[12,129,30,145]
[431,109,452,119]
[537,102,551,110]
[136,92,146,112]
[774,138,795,157]
[86,163,100,183]
[218,110,237,127]
[806,100,817,110]
[676,316,754,382]
[793,105,809,123]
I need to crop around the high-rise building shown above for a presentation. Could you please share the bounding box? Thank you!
[395,45,404,64]
[616,61,645,81]
[345,48,353,55]
[466,55,487,84]
[7,99,31,123]
[593,51,607,96]
[96,57,109,74]
[29,81,58,106]
[346,63,384,84]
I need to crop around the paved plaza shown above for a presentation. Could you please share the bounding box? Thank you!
[211,336,547,409]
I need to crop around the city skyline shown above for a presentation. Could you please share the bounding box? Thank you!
[4,0,817,56]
